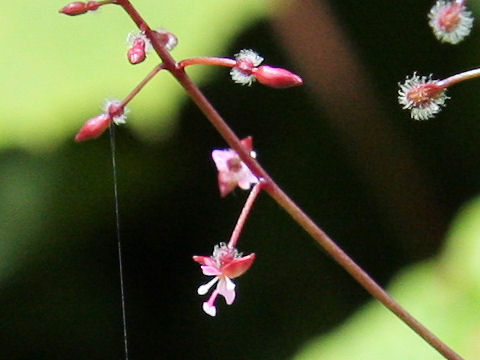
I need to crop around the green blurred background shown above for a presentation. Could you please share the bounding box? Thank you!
[1,0,480,359]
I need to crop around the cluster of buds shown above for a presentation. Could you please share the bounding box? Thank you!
[126,29,177,65]
[60,0,303,316]
[398,0,477,120]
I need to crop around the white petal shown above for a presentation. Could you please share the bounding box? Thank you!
[218,277,236,305]
[203,302,216,317]
[225,277,236,291]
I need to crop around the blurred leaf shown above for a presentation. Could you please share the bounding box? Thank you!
[0,0,274,151]
[292,195,480,360]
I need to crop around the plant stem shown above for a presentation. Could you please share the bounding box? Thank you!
[438,67,480,88]
[120,64,165,108]
[116,1,463,358]
[178,57,237,69]
[228,182,263,248]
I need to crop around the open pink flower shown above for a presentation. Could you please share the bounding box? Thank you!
[398,73,448,120]
[193,243,255,316]
[429,0,473,44]
[211,137,259,197]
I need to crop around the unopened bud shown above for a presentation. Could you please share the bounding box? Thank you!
[86,1,100,11]
[253,65,303,88]
[127,38,146,64]
[75,113,112,142]
[59,1,100,16]
[154,29,178,51]
[59,2,88,15]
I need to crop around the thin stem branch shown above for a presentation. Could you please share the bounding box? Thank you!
[120,63,165,108]
[116,1,463,359]
[438,67,480,88]
[228,182,263,248]
[179,57,237,69]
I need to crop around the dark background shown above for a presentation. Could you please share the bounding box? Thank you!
[1,0,479,359]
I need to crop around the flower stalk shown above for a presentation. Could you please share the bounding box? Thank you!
[228,182,263,248]
[114,1,464,358]
[437,67,480,87]
[399,67,480,120]
[62,0,464,358]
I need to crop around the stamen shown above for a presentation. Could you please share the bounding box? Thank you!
[197,277,219,295]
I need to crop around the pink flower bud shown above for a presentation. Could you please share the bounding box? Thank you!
[75,113,112,142]
[86,1,100,11]
[59,2,89,15]
[59,1,100,15]
[253,65,303,88]
[127,39,147,64]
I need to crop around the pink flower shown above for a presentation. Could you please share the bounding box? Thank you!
[398,73,448,120]
[428,0,473,44]
[193,243,256,316]
[211,137,259,197]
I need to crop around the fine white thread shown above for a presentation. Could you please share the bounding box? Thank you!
[109,125,129,360]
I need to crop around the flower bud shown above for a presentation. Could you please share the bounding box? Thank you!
[75,113,112,142]
[127,38,146,64]
[86,1,100,11]
[59,1,100,15]
[253,65,303,88]
[154,29,178,51]
[59,2,88,15]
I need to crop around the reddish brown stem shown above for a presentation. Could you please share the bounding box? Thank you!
[120,64,165,108]
[114,1,463,359]
[437,67,480,88]
[179,57,237,69]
